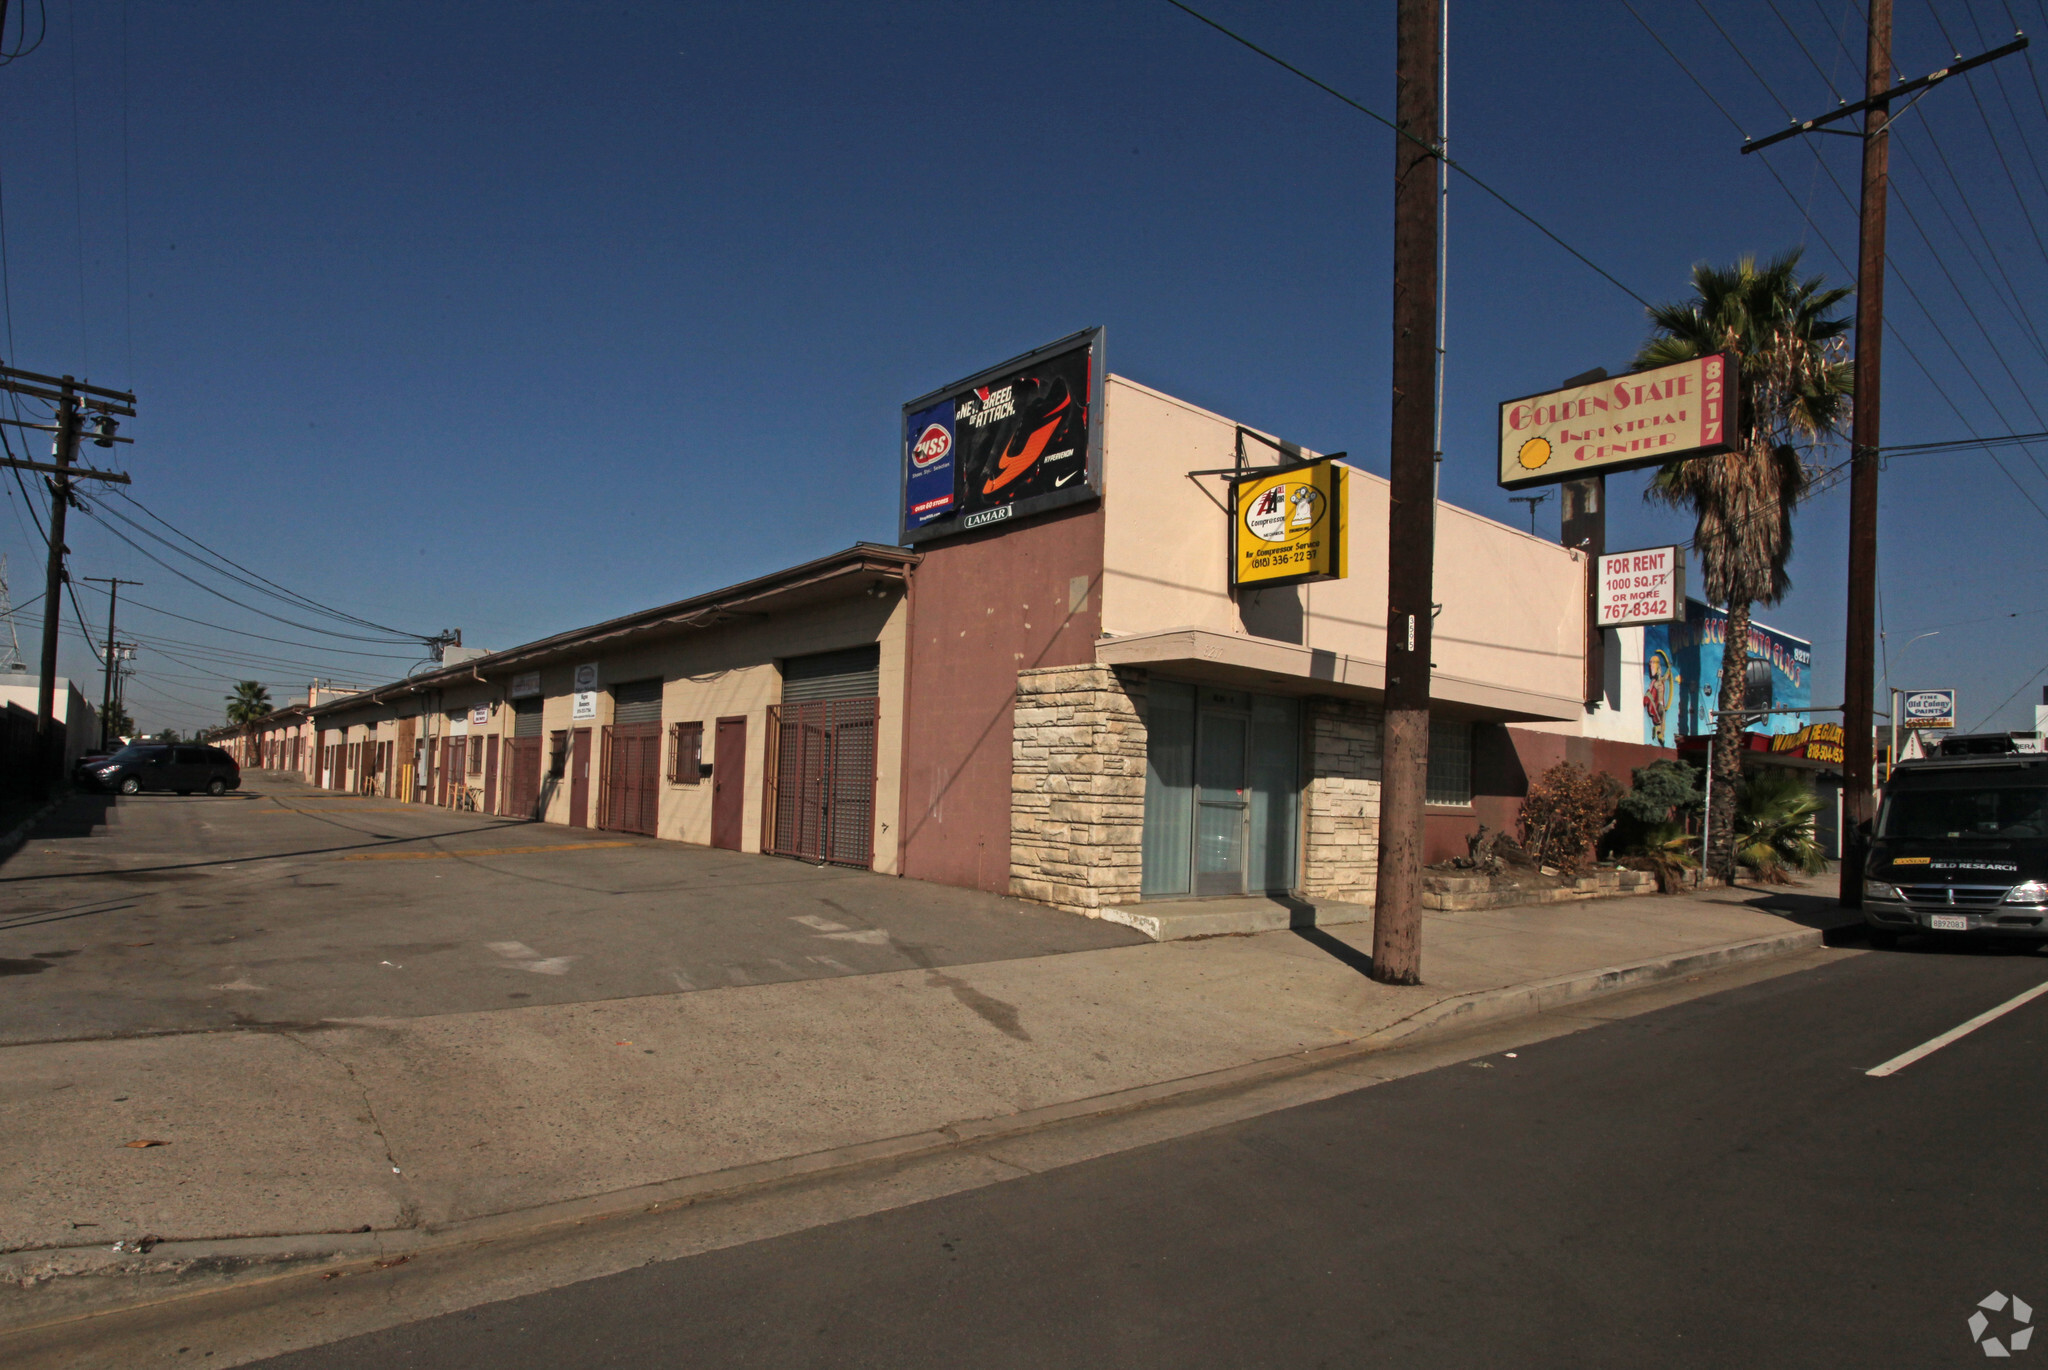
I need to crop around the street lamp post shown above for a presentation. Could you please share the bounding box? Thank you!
[1886,630,1940,779]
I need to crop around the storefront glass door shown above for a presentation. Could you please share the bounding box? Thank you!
[1141,681,1299,898]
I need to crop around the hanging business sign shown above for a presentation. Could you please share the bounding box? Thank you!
[899,327,1106,544]
[1596,545,1686,627]
[1499,353,1738,490]
[1231,459,1348,589]
[1901,688,1957,730]
[509,671,541,699]
[468,703,491,726]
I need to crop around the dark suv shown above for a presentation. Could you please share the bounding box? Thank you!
[1862,754,2048,947]
[87,743,243,796]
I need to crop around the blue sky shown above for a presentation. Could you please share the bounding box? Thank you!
[0,0,2042,738]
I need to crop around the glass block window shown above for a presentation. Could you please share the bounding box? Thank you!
[1426,720,1473,807]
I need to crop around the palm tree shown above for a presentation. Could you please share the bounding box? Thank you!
[225,680,273,725]
[1635,250,1852,881]
[1734,768,1830,882]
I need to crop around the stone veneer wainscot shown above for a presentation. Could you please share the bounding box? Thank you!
[1010,664,1384,916]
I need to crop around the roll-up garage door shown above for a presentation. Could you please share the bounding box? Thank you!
[602,678,663,836]
[769,646,880,868]
[780,646,879,703]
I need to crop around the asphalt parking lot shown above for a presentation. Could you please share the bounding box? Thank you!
[0,777,1145,1045]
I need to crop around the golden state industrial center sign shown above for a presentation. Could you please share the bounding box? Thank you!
[1233,459,1348,588]
[1498,353,1737,489]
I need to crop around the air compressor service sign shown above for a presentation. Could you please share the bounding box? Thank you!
[1232,460,1347,589]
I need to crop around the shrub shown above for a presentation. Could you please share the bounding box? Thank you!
[1616,759,1703,825]
[1519,762,1623,876]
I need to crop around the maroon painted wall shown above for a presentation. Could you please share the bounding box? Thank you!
[1423,724,1675,865]
[899,502,1104,893]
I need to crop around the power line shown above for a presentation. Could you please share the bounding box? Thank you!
[1161,0,1652,307]
[76,504,430,647]
[1967,659,2048,730]
[1892,121,2048,364]
[104,491,428,641]
[118,595,422,659]
[1619,1,2048,524]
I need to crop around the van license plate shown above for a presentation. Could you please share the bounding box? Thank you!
[1931,914,1969,931]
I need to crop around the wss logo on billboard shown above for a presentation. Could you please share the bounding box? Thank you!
[911,423,952,468]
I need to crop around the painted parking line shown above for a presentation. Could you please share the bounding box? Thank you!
[259,808,434,815]
[339,841,639,862]
[1866,978,2048,1077]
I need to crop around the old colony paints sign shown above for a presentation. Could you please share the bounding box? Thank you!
[1498,353,1738,490]
[1232,459,1348,589]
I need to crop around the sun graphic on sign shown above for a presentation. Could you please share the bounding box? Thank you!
[1517,436,1552,471]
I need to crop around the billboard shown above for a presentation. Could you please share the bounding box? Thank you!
[899,327,1105,544]
[1500,353,1737,490]
[1642,599,1811,749]
[1232,459,1348,589]
[1901,688,1957,730]
[1597,545,1686,627]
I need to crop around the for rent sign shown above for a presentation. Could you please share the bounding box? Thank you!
[1596,545,1686,627]
[1499,353,1737,489]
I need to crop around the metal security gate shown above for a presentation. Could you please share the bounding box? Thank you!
[767,697,878,868]
[600,722,662,836]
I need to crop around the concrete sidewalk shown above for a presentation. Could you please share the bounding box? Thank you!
[0,873,1847,1284]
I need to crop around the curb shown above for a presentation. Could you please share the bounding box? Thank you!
[0,921,1835,1334]
[0,793,67,866]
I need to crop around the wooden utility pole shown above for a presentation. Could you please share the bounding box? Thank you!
[82,575,141,750]
[1839,0,1890,906]
[1739,11,2027,906]
[1371,0,1443,986]
[33,384,80,790]
[0,363,138,791]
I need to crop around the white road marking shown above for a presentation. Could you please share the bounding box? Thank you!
[823,928,889,946]
[668,971,698,991]
[791,914,847,932]
[807,955,854,973]
[485,940,573,976]
[210,978,264,992]
[1867,978,2048,1077]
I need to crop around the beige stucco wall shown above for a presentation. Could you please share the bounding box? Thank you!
[312,587,908,871]
[1097,375,1585,716]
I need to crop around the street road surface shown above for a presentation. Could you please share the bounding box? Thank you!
[237,939,2048,1368]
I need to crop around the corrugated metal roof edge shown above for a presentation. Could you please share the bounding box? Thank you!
[310,542,919,718]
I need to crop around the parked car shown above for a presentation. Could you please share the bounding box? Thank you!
[72,750,114,783]
[1862,754,2048,948]
[86,743,242,796]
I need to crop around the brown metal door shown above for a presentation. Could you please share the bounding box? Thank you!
[507,737,541,819]
[712,716,746,850]
[484,735,500,814]
[568,727,592,828]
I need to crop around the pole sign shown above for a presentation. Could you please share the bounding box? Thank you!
[1231,459,1348,589]
[1499,353,1737,490]
[1596,545,1686,627]
[899,327,1105,544]
[1901,688,1957,730]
